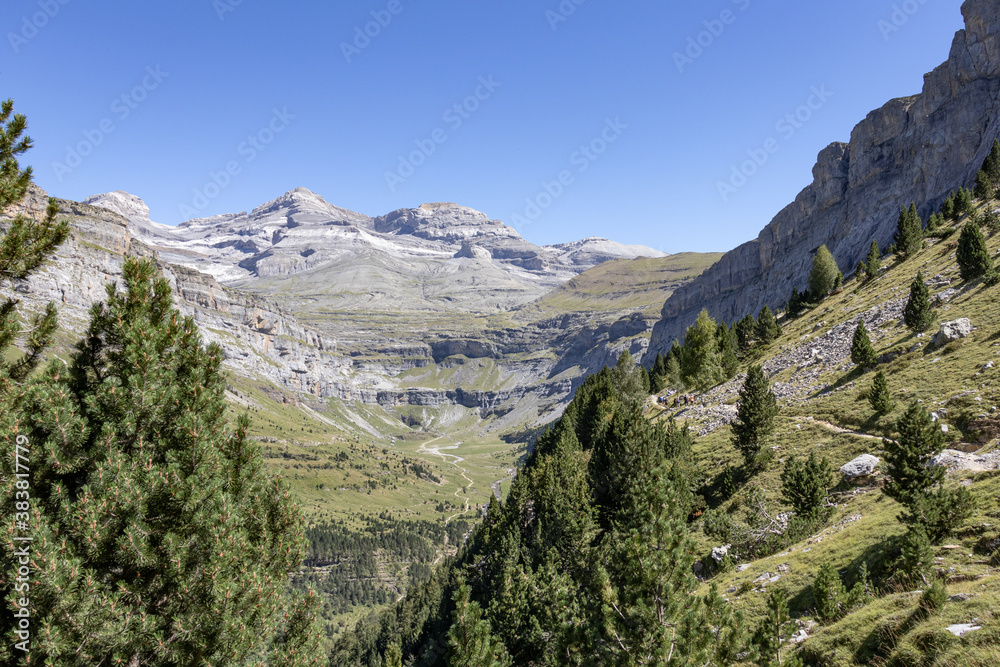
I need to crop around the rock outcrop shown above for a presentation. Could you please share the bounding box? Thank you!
[646,0,1000,362]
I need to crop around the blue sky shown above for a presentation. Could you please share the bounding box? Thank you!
[3,0,967,252]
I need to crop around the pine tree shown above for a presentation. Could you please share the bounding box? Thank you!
[955,187,974,217]
[926,212,943,235]
[680,309,724,392]
[812,562,848,623]
[883,402,946,508]
[985,138,1000,184]
[893,203,923,259]
[787,287,805,319]
[447,576,512,667]
[717,322,739,379]
[781,453,833,520]
[0,99,69,398]
[864,239,881,282]
[651,352,667,392]
[868,370,896,417]
[756,305,781,344]
[974,169,992,199]
[384,642,403,667]
[903,271,935,332]
[808,245,841,300]
[957,218,993,281]
[975,138,1000,199]
[1,259,323,665]
[850,321,878,370]
[941,193,956,221]
[731,365,779,469]
[665,352,682,391]
[735,313,757,355]
[754,588,797,667]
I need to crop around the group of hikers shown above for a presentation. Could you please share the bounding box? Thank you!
[655,393,698,408]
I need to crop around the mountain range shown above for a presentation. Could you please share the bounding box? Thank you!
[5,184,714,437]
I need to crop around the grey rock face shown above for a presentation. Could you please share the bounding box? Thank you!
[710,544,731,563]
[646,0,1000,363]
[934,318,974,347]
[840,454,880,480]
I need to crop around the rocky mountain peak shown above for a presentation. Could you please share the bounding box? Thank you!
[83,191,151,224]
[373,203,519,243]
[248,187,370,228]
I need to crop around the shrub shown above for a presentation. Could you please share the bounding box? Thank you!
[781,453,833,520]
[808,245,841,299]
[813,561,848,623]
[851,321,878,369]
[868,370,896,417]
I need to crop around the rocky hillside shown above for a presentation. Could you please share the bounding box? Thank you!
[646,0,1000,362]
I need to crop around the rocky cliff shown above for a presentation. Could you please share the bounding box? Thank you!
[646,0,1000,361]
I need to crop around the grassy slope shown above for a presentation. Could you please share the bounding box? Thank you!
[647,206,1000,665]
[515,252,724,320]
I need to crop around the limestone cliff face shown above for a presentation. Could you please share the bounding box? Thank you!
[646,0,1000,361]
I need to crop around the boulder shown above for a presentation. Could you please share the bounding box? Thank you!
[710,545,731,564]
[841,454,879,480]
[934,319,973,347]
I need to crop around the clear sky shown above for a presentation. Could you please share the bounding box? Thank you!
[2,0,967,253]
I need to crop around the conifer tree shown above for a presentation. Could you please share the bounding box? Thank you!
[717,322,740,378]
[447,576,512,667]
[986,138,1000,182]
[0,99,69,397]
[808,245,841,300]
[926,212,943,234]
[868,370,895,417]
[650,352,667,392]
[384,642,403,667]
[850,321,878,369]
[735,313,757,354]
[893,203,923,259]
[812,562,848,623]
[864,239,881,282]
[2,259,322,665]
[955,187,973,217]
[903,271,935,332]
[664,352,682,391]
[883,402,944,503]
[974,169,992,199]
[754,589,797,667]
[941,193,956,221]
[787,287,805,319]
[781,453,833,520]
[957,217,993,281]
[756,305,781,344]
[731,365,779,469]
[680,309,724,392]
